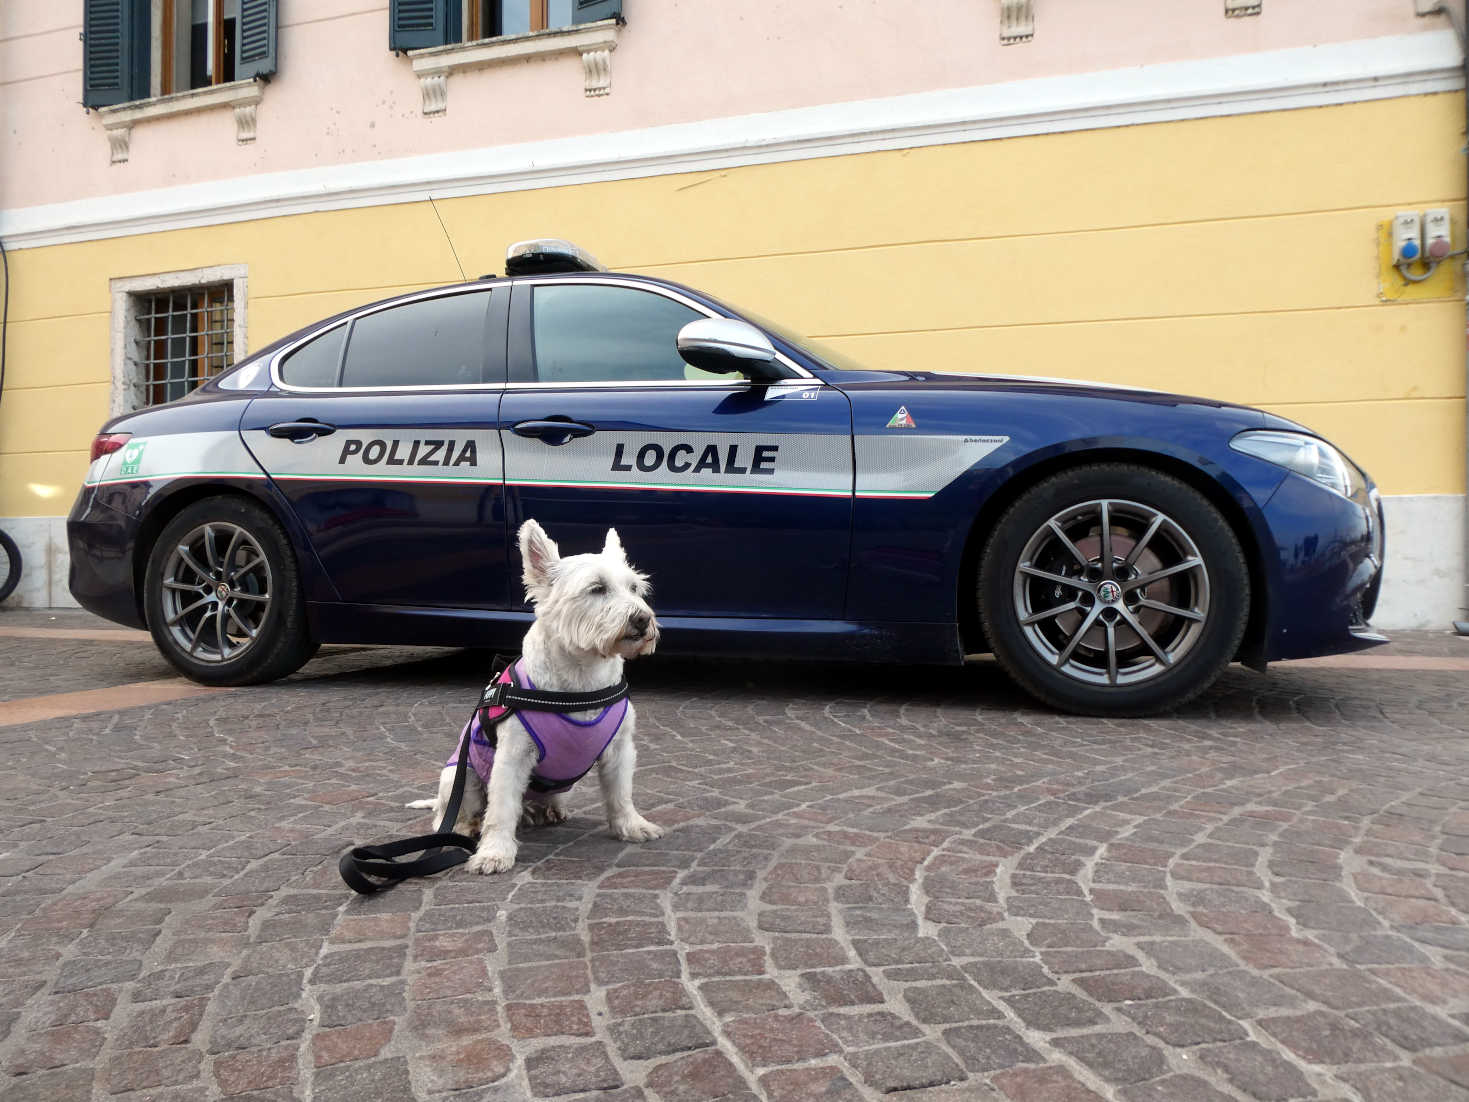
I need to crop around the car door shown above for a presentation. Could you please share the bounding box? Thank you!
[240,286,514,608]
[499,278,853,619]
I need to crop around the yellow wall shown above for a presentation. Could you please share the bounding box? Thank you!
[2,92,1464,516]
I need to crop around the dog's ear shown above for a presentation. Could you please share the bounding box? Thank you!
[520,519,561,598]
[603,528,627,562]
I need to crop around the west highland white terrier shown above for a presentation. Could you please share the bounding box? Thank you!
[413,519,664,874]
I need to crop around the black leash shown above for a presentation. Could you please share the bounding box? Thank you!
[338,655,629,895]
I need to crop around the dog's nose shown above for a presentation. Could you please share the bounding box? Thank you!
[630,612,650,636]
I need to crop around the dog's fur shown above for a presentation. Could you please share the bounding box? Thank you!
[411,520,664,874]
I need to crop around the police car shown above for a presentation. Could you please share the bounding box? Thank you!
[69,239,1386,715]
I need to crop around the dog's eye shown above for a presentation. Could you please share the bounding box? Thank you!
[588,582,607,595]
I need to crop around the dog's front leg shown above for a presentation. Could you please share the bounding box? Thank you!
[467,726,536,874]
[598,712,663,843]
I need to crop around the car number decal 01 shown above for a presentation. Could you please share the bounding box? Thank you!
[84,432,268,486]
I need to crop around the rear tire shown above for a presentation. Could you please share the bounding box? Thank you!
[979,464,1249,716]
[144,497,318,685]
[0,529,21,603]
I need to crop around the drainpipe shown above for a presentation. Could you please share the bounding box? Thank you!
[1423,2,1469,633]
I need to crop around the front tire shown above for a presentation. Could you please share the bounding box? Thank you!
[144,497,318,685]
[980,464,1249,716]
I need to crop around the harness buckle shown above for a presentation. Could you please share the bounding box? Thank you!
[480,679,509,709]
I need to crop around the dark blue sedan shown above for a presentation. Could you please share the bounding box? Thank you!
[68,240,1386,715]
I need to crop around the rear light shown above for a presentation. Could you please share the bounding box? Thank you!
[90,433,131,463]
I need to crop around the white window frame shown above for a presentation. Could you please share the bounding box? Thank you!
[110,264,248,416]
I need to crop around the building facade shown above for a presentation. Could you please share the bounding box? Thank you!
[1,0,1465,627]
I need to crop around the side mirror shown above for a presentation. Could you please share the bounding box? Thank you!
[676,318,785,382]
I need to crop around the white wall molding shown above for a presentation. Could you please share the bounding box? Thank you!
[409,20,620,114]
[1000,0,1034,44]
[96,79,264,165]
[7,31,1461,249]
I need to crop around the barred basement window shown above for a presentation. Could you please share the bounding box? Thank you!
[110,265,248,415]
[134,285,235,406]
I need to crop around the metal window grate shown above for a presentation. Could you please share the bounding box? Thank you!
[131,285,234,408]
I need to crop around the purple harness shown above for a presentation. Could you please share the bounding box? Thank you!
[447,659,630,798]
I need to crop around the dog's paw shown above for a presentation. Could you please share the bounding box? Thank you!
[466,838,517,874]
[612,815,664,843]
[544,801,570,825]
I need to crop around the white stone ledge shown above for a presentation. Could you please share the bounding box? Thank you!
[409,19,620,114]
[96,79,264,164]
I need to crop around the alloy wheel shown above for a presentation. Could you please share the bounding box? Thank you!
[1011,498,1210,687]
[159,521,273,664]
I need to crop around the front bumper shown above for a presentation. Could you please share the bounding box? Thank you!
[1260,475,1387,662]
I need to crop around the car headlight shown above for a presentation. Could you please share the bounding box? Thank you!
[1230,430,1364,498]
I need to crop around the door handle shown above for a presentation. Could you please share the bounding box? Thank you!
[512,419,596,446]
[267,420,337,442]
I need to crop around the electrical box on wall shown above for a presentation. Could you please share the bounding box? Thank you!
[1391,212,1423,264]
[1379,212,1461,302]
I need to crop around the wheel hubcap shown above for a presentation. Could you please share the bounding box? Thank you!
[1012,498,1210,687]
[160,522,272,664]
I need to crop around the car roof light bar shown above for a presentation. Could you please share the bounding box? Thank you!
[505,239,607,276]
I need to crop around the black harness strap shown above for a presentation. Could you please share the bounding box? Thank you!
[339,656,630,895]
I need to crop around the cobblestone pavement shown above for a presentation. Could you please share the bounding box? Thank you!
[2,614,1469,1101]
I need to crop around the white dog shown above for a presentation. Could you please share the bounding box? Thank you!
[413,519,664,874]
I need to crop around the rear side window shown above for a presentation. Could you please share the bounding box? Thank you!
[279,325,347,387]
[532,284,705,383]
[339,291,493,388]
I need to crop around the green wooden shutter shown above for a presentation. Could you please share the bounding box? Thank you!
[390,0,461,50]
[573,0,623,24]
[83,0,147,107]
[237,0,279,80]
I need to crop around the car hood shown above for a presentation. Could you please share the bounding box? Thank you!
[820,367,1261,416]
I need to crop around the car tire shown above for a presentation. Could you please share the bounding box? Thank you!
[144,496,319,686]
[979,464,1249,716]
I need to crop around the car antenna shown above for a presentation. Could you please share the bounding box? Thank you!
[427,195,468,283]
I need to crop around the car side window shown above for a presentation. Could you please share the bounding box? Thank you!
[279,324,347,388]
[339,290,493,388]
[531,284,710,383]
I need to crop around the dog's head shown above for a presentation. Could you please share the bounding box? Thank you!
[519,519,659,660]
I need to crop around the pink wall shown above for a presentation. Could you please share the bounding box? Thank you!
[0,0,1442,211]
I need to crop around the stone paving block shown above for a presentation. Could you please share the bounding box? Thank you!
[644,1049,748,1102]
[901,981,1003,1023]
[844,1039,966,1093]
[312,1055,415,1102]
[1118,1073,1240,1101]
[817,1008,922,1047]
[206,1007,308,1053]
[507,998,596,1038]
[798,968,884,1008]
[723,1011,838,1066]
[758,1065,863,1102]
[1196,1039,1314,1100]
[1052,1031,1168,1085]
[991,1065,1107,1101]
[1118,997,1247,1046]
[608,1012,715,1060]
[685,944,768,977]
[1258,1010,1400,1064]
[213,1043,298,1096]
[1003,989,1109,1031]
[311,1020,395,1067]
[698,978,791,1017]
[941,1023,1043,1073]
[1275,967,1404,1010]
[605,979,694,1019]
[1338,1065,1469,1102]
[525,1042,622,1097]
